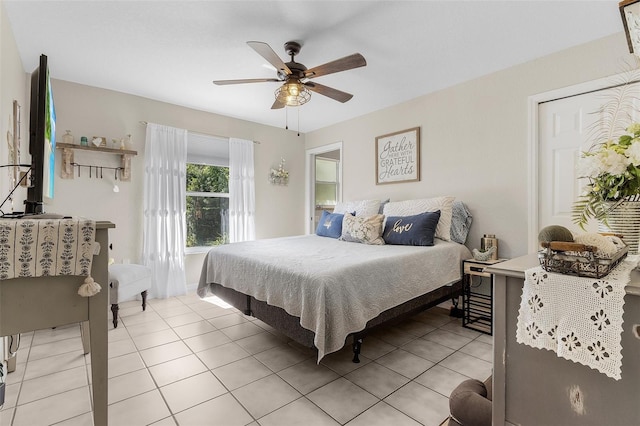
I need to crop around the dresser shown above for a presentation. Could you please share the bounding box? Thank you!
[0,221,113,426]
[487,254,640,426]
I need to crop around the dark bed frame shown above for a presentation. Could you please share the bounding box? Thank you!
[206,280,462,362]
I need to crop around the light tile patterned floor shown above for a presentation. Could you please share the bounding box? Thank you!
[0,293,492,426]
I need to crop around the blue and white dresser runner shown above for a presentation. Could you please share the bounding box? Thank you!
[0,218,101,297]
[517,255,639,380]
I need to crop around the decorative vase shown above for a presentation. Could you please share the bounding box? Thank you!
[62,130,74,145]
[598,200,640,255]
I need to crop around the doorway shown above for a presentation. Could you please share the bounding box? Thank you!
[305,142,343,234]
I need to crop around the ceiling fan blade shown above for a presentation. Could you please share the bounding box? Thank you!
[271,98,285,109]
[304,53,366,79]
[247,41,292,75]
[213,78,281,86]
[304,82,353,103]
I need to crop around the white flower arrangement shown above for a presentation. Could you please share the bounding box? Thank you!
[269,158,289,185]
[574,122,640,228]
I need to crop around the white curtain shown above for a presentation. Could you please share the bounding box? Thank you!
[142,123,188,298]
[229,138,256,242]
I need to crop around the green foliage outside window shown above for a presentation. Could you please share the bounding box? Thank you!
[187,163,229,193]
[186,164,229,247]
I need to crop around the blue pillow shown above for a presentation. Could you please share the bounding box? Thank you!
[316,210,345,238]
[383,210,441,246]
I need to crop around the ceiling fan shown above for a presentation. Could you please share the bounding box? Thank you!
[213,41,366,109]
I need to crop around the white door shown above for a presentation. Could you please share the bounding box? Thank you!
[538,92,601,234]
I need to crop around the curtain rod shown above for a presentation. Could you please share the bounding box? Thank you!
[139,121,260,144]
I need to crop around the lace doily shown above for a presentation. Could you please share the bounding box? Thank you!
[517,256,639,380]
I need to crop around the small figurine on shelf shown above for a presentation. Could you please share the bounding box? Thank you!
[120,134,131,150]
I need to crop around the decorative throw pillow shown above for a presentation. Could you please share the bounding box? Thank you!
[333,199,381,217]
[383,196,455,241]
[383,210,441,246]
[339,213,385,245]
[315,211,345,239]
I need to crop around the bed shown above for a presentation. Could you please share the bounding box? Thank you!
[197,232,472,362]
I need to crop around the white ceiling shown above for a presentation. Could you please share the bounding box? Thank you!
[4,1,624,133]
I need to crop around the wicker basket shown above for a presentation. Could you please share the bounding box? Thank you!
[538,235,628,278]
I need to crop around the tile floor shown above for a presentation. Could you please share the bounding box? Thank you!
[0,293,492,426]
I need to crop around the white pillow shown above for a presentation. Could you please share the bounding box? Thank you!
[333,199,381,217]
[573,233,620,257]
[383,196,455,241]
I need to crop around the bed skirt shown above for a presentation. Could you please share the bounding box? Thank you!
[205,280,462,358]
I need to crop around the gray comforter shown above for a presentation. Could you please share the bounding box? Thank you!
[198,235,471,360]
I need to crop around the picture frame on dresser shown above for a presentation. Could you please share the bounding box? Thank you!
[620,0,640,54]
[375,126,420,185]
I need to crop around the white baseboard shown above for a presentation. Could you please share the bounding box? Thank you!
[187,282,198,294]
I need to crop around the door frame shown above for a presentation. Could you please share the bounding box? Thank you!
[305,142,343,234]
[527,73,623,252]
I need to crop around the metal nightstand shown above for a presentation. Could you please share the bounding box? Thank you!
[462,258,506,335]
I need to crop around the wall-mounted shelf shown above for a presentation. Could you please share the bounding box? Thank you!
[56,142,138,182]
[57,142,136,156]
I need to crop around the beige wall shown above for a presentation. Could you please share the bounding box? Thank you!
[0,2,28,210]
[47,80,306,280]
[305,33,632,259]
[0,0,26,372]
[1,1,305,286]
[1,6,306,282]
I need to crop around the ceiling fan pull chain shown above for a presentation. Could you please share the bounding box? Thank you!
[285,106,288,130]
[297,107,300,137]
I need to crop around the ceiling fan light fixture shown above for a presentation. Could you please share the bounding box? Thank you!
[275,80,311,107]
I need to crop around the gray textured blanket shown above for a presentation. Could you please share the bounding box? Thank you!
[198,235,471,360]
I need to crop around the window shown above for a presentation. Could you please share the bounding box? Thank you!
[186,133,229,249]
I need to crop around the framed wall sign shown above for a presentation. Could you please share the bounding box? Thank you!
[620,0,640,55]
[375,126,420,185]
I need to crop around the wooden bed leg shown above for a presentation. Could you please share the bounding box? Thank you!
[449,287,463,318]
[244,295,253,316]
[141,290,148,311]
[111,303,119,328]
[352,337,363,363]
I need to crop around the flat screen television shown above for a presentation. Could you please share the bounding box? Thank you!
[25,54,56,214]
